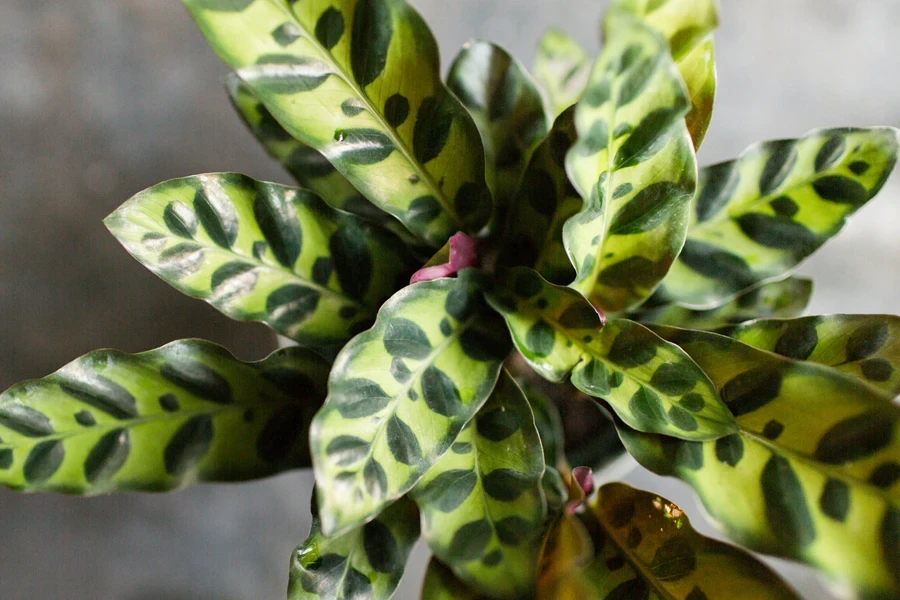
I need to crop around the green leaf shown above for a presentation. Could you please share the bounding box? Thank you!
[310,270,511,535]
[288,495,419,600]
[533,28,591,117]
[607,0,719,148]
[411,370,546,598]
[106,173,415,345]
[448,41,549,223]
[0,340,327,494]
[564,16,697,313]
[184,0,492,247]
[721,314,900,396]
[421,558,492,600]
[620,326,900,598]
[632,276,813,330]
[498,108,582,285]
[542,482,801,599]
[518,380,565,469]
[487,267,736,441]
[654,127,900,308]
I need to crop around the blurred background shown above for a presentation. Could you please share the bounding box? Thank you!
[1,1,898,598]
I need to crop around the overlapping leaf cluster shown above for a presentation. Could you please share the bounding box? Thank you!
[2,1,899,599]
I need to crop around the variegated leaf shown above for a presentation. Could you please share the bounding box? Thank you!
[0,340,327,494]
[225,73,424,248]
[184,0,492,247]
[420,558,492,600]
[537,513,594,599]
[487,268,736,441]
[411,370,545,598]
[310,270,511,535]
[288,495,419,600]
[721,314,900,396]
[499,108,581,285]
[564,16,697,313]
[448,41,549,221]
[541,482,801,599]
[654,127,900,308]
[620,326,900,598]
[607,0,719,148]
[533,28,591,118]
[106,173,415,345]
[632,276,813,330]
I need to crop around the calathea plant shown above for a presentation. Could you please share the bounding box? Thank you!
[3,0,899,598]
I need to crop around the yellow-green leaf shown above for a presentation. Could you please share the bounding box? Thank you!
[654,127,900,308]
[288,495,419,600]
[448,41,549,223]
[533,28,591,118]
[721,314,900,396]
[310,270,511,535]
[0,340,328,494]
[411,370,546,599]
[632,276,813,330]
[564,16,697,313]
[106,173,415,345]
[499,108,582,285]
[607,0,719,147]
[620,326,900,598]
[184,0,492,247]
[487,268,736,441]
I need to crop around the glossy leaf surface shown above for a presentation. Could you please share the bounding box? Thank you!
[487,268,736,440]
[533,28,591,118]
[621,326,900,598]
[411,370,545,598]
[499,108,581,285]
[184,0,492,246]
[448,41,549,218]
[654,127,900,308]
[608,0,719,147]
[310,271,511,535]
[632,277,813,330]
[106,173,415,345]
[540,482,802,599]
[564,16,697,313]
[0,340,328,494]
[722,314,900,396]
[288,495,419,600]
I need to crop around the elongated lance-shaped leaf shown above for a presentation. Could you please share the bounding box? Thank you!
[183,0,492,247]
[288,494,419,600]
[620,326,900,598]
[564,16,697,313]
[499,108,581,285]
[0,340,328,494]
[632,276,813,330]
[533,28,591,118]
[544,482,802,600]
[421,558,492,600]
[448,41,549,224]
[411,370,546,599]
[654,127,900,309]
[106,173,416,346]
[310,270,511,535]
[487,267,736,441]
[607,0,719,148]
[720,314,900,397]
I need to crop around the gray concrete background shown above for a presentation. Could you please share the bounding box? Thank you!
[1,1,898,599]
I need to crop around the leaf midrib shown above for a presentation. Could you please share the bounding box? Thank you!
[740,429,899,504]
[263,0,465,230]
